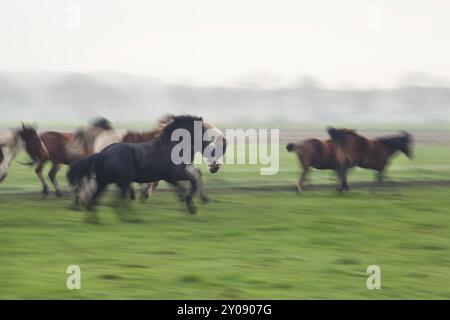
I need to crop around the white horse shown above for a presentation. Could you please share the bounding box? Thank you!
[0,130,24,182]
[93,129,127,153]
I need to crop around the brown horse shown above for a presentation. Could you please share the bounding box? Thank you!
[23,118,113,197]
[327,128,413,191]
[286,138,340,192]
[122,128,161,143]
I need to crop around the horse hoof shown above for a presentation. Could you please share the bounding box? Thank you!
[201,196,210,204]
[55,190,63,198]
[188,206,197,214]
[140,193,149,201]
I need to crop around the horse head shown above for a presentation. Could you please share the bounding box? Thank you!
[400,131,414,159]
[90,117,113,130]
[160,115,226,174]
[18,123,49,161]
[203,122,227,174]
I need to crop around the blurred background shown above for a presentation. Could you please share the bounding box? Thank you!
[1,0,449,125]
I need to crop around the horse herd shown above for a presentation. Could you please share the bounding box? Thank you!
[0,115,413,222]
[287,127,413,192]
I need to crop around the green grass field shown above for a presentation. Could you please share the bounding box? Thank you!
[1,141,450,299]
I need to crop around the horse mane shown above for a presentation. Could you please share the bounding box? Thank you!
[336,128,358,136]
[90,117,113,130]
[327,127,363,146]
[159,114,203,140]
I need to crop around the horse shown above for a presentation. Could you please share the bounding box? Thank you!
[327,127,413,191]
[0,124,48,182]
[22,117,113,197]
[67,115,226,221]
[286,138,341,192]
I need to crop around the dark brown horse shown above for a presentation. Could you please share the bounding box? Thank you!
[327,128,413,191]
[23,118,113,197]
[286,138,340,192]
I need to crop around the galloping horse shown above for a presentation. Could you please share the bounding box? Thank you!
[23,118,113,197]
[0,124,48,182]
[67,115,226,221]
[327,127,413,191]
[286,138,340,192]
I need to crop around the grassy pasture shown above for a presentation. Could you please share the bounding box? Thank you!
[0,133,449,299]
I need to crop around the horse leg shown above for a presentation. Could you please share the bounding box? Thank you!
[71,184,81,210]
[116,182,142,222]
[377,170,384,187]
[86,181,106,211]
[139,183,152,201]
[343,167,349,191]
[337,166,348,192]
[48,162,63,197]
[169,181,186,202]
[85,182,107,224]
[139,181,160,201]
[129,184,136,200]
[190,167,209,203]
[35,161,49,197]
[297,167,309,193]
[183,167,201,214]
[167,177,196,214]
[150,181,159,196]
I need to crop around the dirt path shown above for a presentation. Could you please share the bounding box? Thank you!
[1,179,449,199]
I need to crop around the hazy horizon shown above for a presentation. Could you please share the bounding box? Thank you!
[1,1,450,88]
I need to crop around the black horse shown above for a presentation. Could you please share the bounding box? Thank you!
[67,115,226,217]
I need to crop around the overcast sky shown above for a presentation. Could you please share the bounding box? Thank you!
[1,0,449,87]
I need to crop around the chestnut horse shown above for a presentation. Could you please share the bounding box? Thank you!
[327,128,413,191]
[23,118,113,197]
[286,138,340,192]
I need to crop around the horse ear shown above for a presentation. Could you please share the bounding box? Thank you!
[401,130,411,139]
[21,122,25,130]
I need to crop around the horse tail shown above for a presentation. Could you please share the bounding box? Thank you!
[67,153,101,186]
[16,160,35,167]
[286,143,295,152]
[287,142,304,153]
